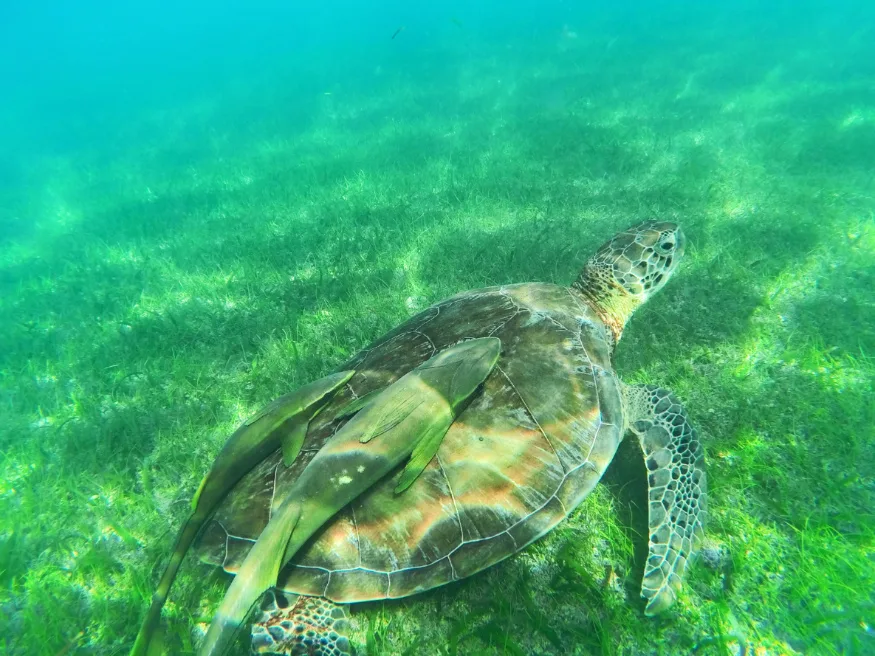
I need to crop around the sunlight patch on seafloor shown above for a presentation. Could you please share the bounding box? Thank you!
[127,265,249,322]
[838,109,872,130]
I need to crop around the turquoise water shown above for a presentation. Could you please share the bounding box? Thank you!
[1,1,873,654]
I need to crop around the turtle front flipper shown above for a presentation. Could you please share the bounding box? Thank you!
[251,591,352,656]
[198,337,502,656]
[621,383,707,615]
[130,370,354,656]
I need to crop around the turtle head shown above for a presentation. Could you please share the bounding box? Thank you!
[572,221,685,343]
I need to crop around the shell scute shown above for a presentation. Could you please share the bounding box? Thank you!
[449,531,519,580]
[348,465,461,570]
[325,568,388,601]
[281,566,330,598]
[506,495,567,548]
[387,556,456,598]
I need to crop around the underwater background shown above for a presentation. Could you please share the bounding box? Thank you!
[1,0,873,654]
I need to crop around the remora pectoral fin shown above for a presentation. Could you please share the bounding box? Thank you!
[336,387,386,419]
[130,369,353,656]
[394,337,502,492]
[280,417,308,467]
[196,338,501,656]
[394,421,446,493]
[358,390,422,444]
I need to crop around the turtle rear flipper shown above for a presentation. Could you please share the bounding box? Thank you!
[622,383,707,615]
[251,591,352,656]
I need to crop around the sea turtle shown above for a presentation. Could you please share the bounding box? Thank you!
[132,221,707,656]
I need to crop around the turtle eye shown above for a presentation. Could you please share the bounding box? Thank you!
[659,240,674,252]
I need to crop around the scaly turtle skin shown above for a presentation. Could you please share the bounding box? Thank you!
[132,221,707,656]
